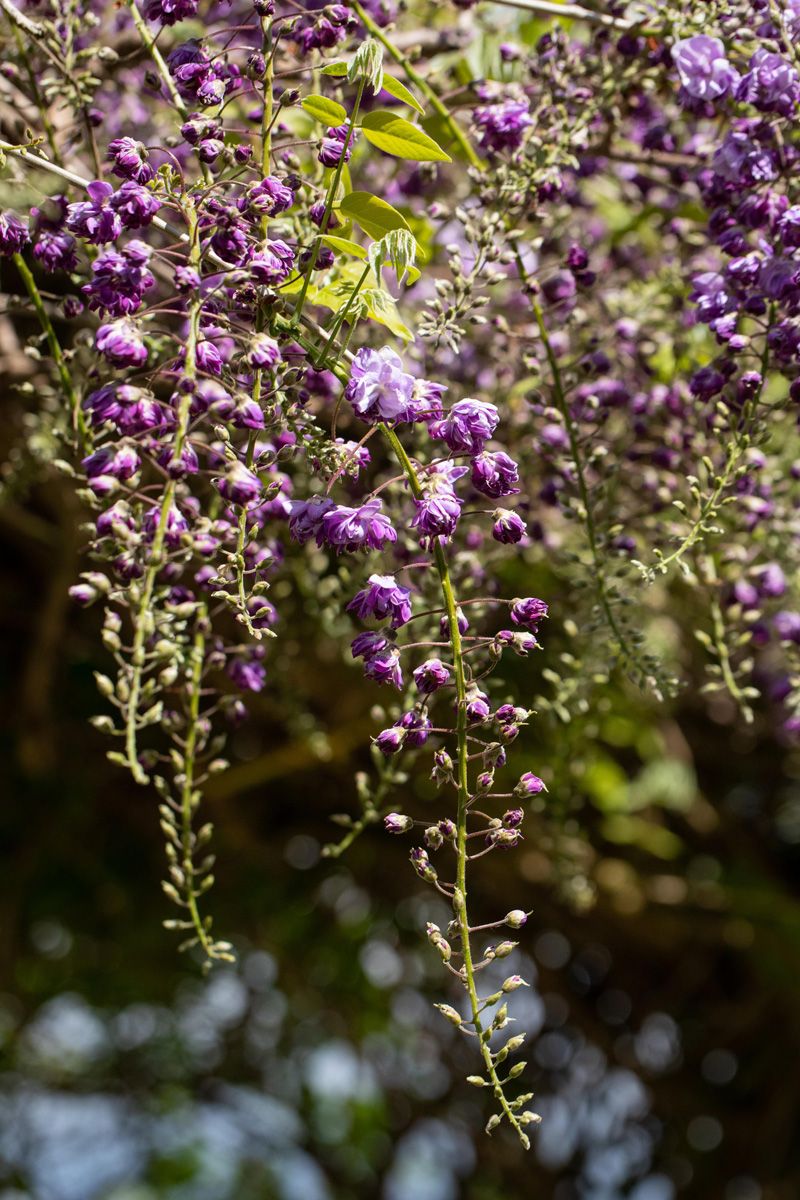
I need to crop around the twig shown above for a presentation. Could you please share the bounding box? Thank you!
[485,0,641,28]
[0,0,44,39]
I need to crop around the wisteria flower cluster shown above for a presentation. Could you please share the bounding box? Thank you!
[2,0,800,1148]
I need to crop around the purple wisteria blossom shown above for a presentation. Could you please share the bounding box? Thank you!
[363,644,403,688]
[735,50,800,116]
[287,497,336,544]
[672,36,740,102]
[249,239,295,285]
[384,812,413,833]
[82,242,155,316]
[474,100,532,152]
[413,659,451,694]
[107,138,154,183]
[510,597,549,632]
[347,574,412,628]
[470,451,520,498]
[319,123,355,167]
[515,772,545,796]
[146,0,198,24]
[411,485,463,542]
[318,499,397,553]
[216,462,262,507]
[32,230,77,273]
[246,176,295,217]
[228,655,266,692]
[0,211,29,255]
[96,319,148,367]
[67,182,123,244]
[492,509,527,544]
[432,398,500,455]
[345,347,416,423]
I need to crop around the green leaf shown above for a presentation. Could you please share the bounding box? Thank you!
[370,229,418,286]
[363,287,414,341]
[339,191,411,240]
[361,111,451,162]
[323,234,420,285]
[301,95,347,125]
[322,236,368,260]
[380,74,425,114]
[348,37,383,96]
[320,61,347,77]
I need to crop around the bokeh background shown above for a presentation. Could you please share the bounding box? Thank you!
[1,455,799,1200]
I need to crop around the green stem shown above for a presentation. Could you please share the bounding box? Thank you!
[128,0,188,116]
[382,425,530,1148]
[350,0,485,171]
[234,429,262,637]
[13,251,88,449]
[529,292,642,678]
[322,756,395,858]
[233,20,275,638]
[316,261,371,368]
[704,555,754,723]
[125,201,201,784]
[181,621,214,956]
[12,24,60,162]
[650,319,773,580]
[260,16,274,187]
[294,78,366,319]
[127,0,213,185]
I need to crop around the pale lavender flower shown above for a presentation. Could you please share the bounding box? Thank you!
[672,35,740,101]
[345,347,416,424]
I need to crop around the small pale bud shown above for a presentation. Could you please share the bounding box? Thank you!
[434,1003,463,1027]
[424,824,444,850]
[502,975,528,992]
[94,672,115,699]
[505,909,529,929]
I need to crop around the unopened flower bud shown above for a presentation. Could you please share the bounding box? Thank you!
[94,672,115,699]
[515,771,545,797]
[502,974,529,992]
[424,824,444,850]
[500,1033,526,1056]
[426,925,452,962]
[504,909,529,928]
[434,1003,462,1027]
[489,828,522,848]
[431,748,454,784]
[410,846,437,882]
[384,812,413,834]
